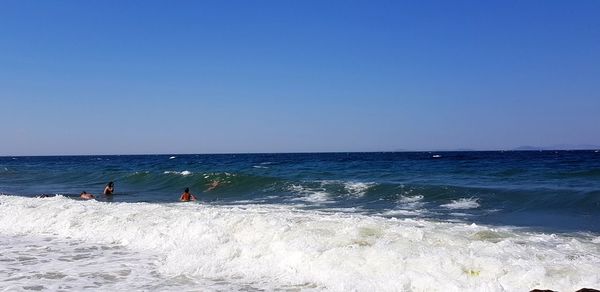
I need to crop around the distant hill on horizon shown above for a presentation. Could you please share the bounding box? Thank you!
[393,145,600,152]
[513,144,600,151]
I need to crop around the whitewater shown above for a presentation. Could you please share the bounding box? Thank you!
[1,195,598,291]
[2,151,600,291]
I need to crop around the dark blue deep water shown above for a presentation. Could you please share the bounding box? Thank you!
[1,151,599,233]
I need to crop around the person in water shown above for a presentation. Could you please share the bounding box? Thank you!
[179,187,197,202]
[206,180,220,191]
[80,191,95,200]
[104,181,114,195]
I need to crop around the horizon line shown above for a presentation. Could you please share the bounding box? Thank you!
[2,148,600,158]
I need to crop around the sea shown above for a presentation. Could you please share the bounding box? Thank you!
[0,151,599,291]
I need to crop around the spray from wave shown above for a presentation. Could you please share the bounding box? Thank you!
[441,198,480,210]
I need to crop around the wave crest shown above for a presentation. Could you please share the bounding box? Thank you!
[163,170,192,176]
[441,198,480,210]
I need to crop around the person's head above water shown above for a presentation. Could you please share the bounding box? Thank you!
[104,182,114,195]
[184,187,190,193]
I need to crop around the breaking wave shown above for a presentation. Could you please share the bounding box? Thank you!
[0,196,598,291]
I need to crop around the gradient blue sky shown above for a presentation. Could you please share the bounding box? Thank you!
[1,0,599,155]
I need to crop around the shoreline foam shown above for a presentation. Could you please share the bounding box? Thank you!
[1,195,598,291]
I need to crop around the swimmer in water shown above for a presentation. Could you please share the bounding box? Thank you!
[179,187,197,202]
[80,191,95,200]
[206,180,220,191]
[103,181,114,195]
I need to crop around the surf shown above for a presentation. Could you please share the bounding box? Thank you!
[0,195,598,291]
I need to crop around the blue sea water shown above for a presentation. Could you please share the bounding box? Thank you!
[1,151,599,291]
[1,151,599,232]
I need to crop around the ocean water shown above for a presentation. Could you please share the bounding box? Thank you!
[0,151,599,291]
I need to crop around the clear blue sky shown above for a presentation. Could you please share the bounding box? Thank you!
[1,0,599,155]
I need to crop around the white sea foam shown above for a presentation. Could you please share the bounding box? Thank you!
[396,194,426,213]
[169,156,176,160]
[399,195,424,203]
[252,165,269,169]
[0,234,259,291]
[385,195,427,217]
[163,170,192,176]
[1,195,599,291]
[288,184,333,203]
[441,198,481,210]
[343,182,374,197]
[450,212,474,217]
[0,234,161,290]
[301,191,331,203]
[315,180,373,197]
[381,209,423,217]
